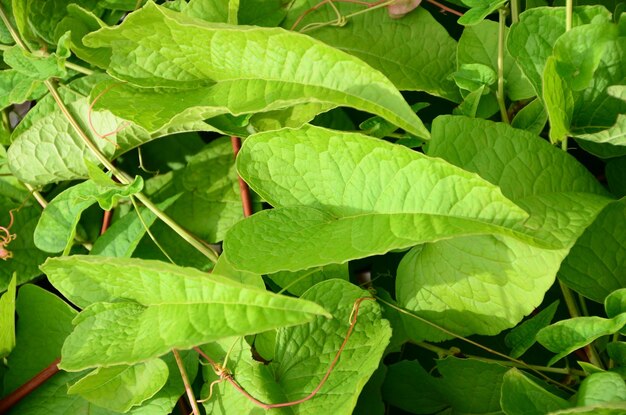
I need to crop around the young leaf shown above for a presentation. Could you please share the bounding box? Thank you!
[34,176,143,253]
[511,98,548,135]
[536,313,626,366]
[82,2,429,138]
[576,372,626,406]
[0,274,16,358]
[505,300,559,358]
[67,358,169,412]
[543,56,574,144]
[500,368,572,415]
[202,279,391,415]
[41,255,330,370]
[559,199,626,302]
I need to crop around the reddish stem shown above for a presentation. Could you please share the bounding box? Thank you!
[100,209,112,235]
[0,358,60,413]
[195,297,374,409]
[425,0,464,17]
[87,83,127,147]
[230,136,254,218]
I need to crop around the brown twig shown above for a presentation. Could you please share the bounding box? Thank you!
[100,209,112,235]
[425,0,464,17]
[195,297,374,409]
[0,358,60,412]
[173,349,201,415]
[230,136,254,218]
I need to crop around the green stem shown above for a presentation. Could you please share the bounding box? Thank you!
[173,349,201,415]
[510,0,519,24]
[0,4,218,264]
[497,8,510,124]
[375,296,577,393]
[415,341,586,377]
[565,0,573,32]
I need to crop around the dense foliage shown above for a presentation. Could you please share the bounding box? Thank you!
[1,0,626,414]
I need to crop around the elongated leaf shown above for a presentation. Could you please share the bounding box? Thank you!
[537,313,626,366]
[500,368,571,415]
[0,274,16,358]
[544,56,574,144]
[225,124,563,274]
[505,300,559,358]
[41,256,329,370]
[67,359,169,412]
[82,2,429,138]
[7,74,153,186]
[203,279,391,415]
[577,372,626,406]
[283,3,460,101]
[34,176,143,253]
[559,199,626,302]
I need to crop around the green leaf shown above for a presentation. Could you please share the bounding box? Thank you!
[82,3,429,138]
[0,69,47,111]
[457,20,534,100]
[574,86,626,147]
[270,263,349,296]
[511,98,548,135]
[500,368,572,415]
[0,201,50,293]
[606,289,626,319]
[7,74,154,186]
[283,3,460,101]
[559,199,626,302]
[458,0,507,26]
[543,56,574,144]
[34,176,143,253]
[23,0,101,45]
[203,279,391,415]
[67,358,169,412]
[0,274,16,358]
[508,6,612,96]
[548,404,626,415]
[3,284,77,394]
[451,63,497,92]
[607,342,626,366]
[505,300,559,358]
[41,255,330,370]
[238,0,286,27]
[536,313,626,366]
[2,45,67,80]
[577,372,626,406]
[382,360,447,414]
[224,124,561,274]
[55,4,110,69]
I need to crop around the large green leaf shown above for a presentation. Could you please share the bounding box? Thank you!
[576,372,626,406]
[41,255,329,370]
[67,359,169,412]
[6,74,153,186]
[82,2,429,138]
[224,124,559,274]
[3,284,76,394]
[500,368,571,415]
[536,313,626,366]
[559,199,626,302]
[396,115,611,339]
[202,279,391,415]
[283,3,460,101]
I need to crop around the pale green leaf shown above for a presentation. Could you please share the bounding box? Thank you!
[0,274,16,358]
[559,199,626,302]
[500,368,571,415]
[178,0,228,22]
[381,360,447,414]
[451,63,497,92]
[544,56,574,144]
[67,359,169,412]
[55,4,110,69]
[508,6,612,96]
[24,0,101,44]
[34,176,143,253]
[224,124,564,274]
[505,300,559,358]
[0,69,47,111]
[577,372,626,406]
[2,45,67,80]
[606,289,626,319]
[536,313,626,366]
[212,254,264,288]
[458,0,507,26]
[511,98,548,135]
[41,255,330,370]
[7,74,154,186]
[270,263,349,296]
[549,404,626,415]
[3,284,77,394]
[283,3,460,101]
[203,279,391,415]
[82,3,429,138]
[457,20,534,100]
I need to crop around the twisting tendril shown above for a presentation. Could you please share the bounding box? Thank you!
[0,210,17,261]
[194,296,375,409]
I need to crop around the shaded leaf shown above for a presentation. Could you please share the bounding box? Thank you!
[500,368,571,415]
[382,360,447,414]
[505,300,559,358]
